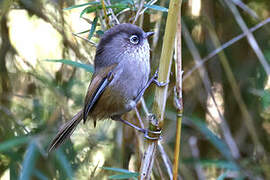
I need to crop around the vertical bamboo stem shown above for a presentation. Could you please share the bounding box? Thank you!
[139,0,182,179]
[173,9,182,180]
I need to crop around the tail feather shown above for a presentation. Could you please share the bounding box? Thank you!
[48,110,83,152]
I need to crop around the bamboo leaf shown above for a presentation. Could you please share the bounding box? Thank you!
[102,167,135,174]
[109,173,138,179]
[45,59,94,73]
[80,6,99,17]
[96,30,104,37]
[189,117,235,162]
[88,16,98,40]
[143,4,168,12]
[33,169,49,180]
[0,136,30,152]
[64,2,100,10]
[19,141,39,180]
[55,149,73,179]
[77,29,90,34]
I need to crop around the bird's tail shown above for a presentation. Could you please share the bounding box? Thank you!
[47,110,83,152]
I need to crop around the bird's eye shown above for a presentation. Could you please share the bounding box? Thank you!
[129,35,139,44]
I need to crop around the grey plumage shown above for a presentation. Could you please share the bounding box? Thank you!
[48,23,152,152]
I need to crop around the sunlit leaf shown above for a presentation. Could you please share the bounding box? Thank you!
[88,16,98,40]
[64,2,100,10]
[19,141,39,180]
[143,4,168,12]
[45,59,94,73]
[0,136,30,152]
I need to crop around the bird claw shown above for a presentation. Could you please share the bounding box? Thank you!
[143,129,162,140]
[153,78,169,87]
[153,69,169,87]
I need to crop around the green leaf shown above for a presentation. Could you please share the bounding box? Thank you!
[109,173,138,179]
[189,117,235,162]
[96,30,104,37]
[0,136,30,152]
[88,16,98,40]
[262,90,270,110]
[143,4,168,12]
[64,2,100,10]
[111,0,133,5]
[102,167,135,174]
[55,149,73,179]
[107,3,128,9]
[77,29,90,34]
[79,3,127,17]
[33,169,49,180]
[45,59,94,73]
[80,5,100,18]
[19,141,39,180]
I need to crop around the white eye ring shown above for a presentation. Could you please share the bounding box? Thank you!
[129,35,139,44]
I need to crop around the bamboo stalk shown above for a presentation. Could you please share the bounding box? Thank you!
[101,0,111,29]
[139,0,182,179]
[173,8,183,179]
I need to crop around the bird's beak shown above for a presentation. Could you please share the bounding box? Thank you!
[145,31,154,38]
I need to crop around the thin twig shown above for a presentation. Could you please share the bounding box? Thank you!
[225,0,270,75]
[139,0,158,15]
[224,0,266,153]
[72,33,97,47]
[135,107,145,128]
[182,20,240,159]
[188,137,206,180]
[183,17,270,81]
[231,0,259,20]
[105,0,120,25]
[155,160,166,179]
[158,142,173,179]
[133,0,145,24]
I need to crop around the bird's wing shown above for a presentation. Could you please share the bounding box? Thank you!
[48,64,118,152]
[83,63,117,124]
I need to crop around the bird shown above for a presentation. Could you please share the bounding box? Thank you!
[48,23,164,152]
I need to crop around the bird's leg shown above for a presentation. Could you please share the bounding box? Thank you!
[134,69,169,103]
[112,116,161,140]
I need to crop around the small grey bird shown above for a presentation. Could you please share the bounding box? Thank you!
[48,23,163,152]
